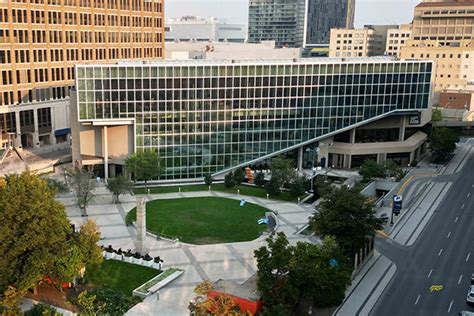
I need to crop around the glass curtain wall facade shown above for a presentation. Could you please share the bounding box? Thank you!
[76,59,432,180]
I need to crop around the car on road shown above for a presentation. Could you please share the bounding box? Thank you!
[460,311,474,316]
[467,286,474,304]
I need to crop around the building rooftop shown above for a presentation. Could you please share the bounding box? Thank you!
[416,0,474,8]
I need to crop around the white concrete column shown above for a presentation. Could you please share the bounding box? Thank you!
[350,128,356,144]
[297,147,304,171]
[49,106,57,145]
[409,151,416,164]
[136,197,147,254]
[377,153,387,164]
[103,126,109,179]
[33,109,40,148]
[399,116,406,141]
[14,111,21,147]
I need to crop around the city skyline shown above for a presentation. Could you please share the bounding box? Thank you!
[166,0,421,27]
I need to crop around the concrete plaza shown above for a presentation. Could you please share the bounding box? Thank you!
[59,188,315,315]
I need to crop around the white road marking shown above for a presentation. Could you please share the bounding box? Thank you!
[428,269,433,278]
[438,248,443,256]
[462,204,465,209]
[415,294,421,305]
[468,193,471,198]
[447,231,451,238]
[455,216,459,223]
[448,300,454,313]
[467,252,471,262]
[458,274,463,285]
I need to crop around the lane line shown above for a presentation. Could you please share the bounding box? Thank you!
[458,274,463,285]
[468,193,471,198]
[447,231,451,238]
[438,248,443,256]
[467,253,471,262]
[455,216,459,223]
[448,300,454,313]
[415,294,421,305]
[428,269,433,278]
[462,204,465,209]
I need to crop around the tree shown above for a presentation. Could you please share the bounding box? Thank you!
[254,172,266,187]
[106,176,133,204]
[65,168,96,216]
[269,157,295,188]
[429,127,459,162]
[204,174,213,186]
[45,178,69,195]
[224,172,235,189]
[358,159,385,181]
[0,173,71,303]
[265,177,281,196]
[384,160,407,181]
[75,220,103,269]
[309,186,382,257]
[125,150,164,190]
[289,176,307,197]
[432,108,442,122]
[232,169,245,185]
[254,233,351,313]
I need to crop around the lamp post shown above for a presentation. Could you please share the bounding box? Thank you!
[306,148,317,192]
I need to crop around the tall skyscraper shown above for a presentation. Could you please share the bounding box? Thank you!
[305,0,355,46]
[0,0,164,149]
[248,0,355,48]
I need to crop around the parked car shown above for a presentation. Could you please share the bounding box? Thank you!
[466,286,474,304]
[460,311,474,316]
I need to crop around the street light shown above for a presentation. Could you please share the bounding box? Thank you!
[306,148,318,192]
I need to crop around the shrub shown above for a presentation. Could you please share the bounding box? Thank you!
[77,288,142,315]
[265,177,281,196]
[289,176,307,197]
[154,256,163,263]
[204,174,213,186]
[105,245,114,253]
[24,304,60,316]
[143,254,153,261]
[411,159,418,167]
[124,249,133,257]
[233,169,245,185]
[224,173,235,189]
[254,172,266,187]
[133,252,142,259]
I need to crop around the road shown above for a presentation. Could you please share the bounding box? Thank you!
[372,149,474,315]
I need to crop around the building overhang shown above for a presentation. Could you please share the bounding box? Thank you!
[82,120,134,126]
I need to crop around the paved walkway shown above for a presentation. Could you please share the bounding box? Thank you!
[61,188,314,316]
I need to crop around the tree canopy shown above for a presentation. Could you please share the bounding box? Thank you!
[65,167,96,216]
[254,233,351,314]
[429,127,459,162]
[106,176,133,204]
[0,173,71,301]
[310,186,382,257]
[358,159,386,181]
[125,150,164,189]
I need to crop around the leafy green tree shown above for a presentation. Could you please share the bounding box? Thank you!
[65,168,96,216]
[75,220,103,269]
[254,172,266,187]
[0,173,71,303]
[125,150,164,190]
[24,303,60,316]
[309,186,382,257]
[431,108,442,122]
[45,178,69,195]
[314,176,332,198]
[265,177,281,196]
[254,233,351,313]
[50,244,84,288]
[204,174,213,186]
[269,157,295,188]
[429,127,459,162]
[289,176,307,197]
[232,169,245,185]
[358,159,386,181]
[224,173,235,189]
[106,176,133,204]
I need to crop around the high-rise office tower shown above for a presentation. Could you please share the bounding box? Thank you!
[305,0,355,46]
[248,0,355,48]
[0,0,164,149]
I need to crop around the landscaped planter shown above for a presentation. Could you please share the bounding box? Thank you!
[123,255,133,263]
[152,262,162,270]
[133,268,184,298]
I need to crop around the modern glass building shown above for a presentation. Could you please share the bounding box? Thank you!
[72,58,432,181]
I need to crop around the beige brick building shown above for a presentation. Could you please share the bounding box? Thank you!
[400,0,474,98]
[0,0,164,149]
[386,24,412,57]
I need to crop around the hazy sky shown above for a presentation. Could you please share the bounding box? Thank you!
[166,0,421,27]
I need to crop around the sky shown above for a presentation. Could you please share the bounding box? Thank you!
[166,0,421,27]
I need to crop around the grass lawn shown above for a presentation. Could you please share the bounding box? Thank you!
[134,183,306,202]
[126,197,269,244]
[84,260,160,296]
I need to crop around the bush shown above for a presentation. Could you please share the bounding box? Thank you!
[204,174,213,186]
[45,178,69,195]
[233,169,245,185]
[265,177,281,196]
[76,288,142,315]
[289,176,307,197]
[359,160,386,180]
[24,304,60,316]
[254,172,266,187]
[411,159,418,167]
[224,173,235,189]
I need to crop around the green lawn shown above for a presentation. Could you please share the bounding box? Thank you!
[126,197,269,244]
[84,260,160,296]
[134,183,306,202]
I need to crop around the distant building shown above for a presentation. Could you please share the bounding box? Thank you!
[248,0,355,48]
[329,25,397,58]
[400,0,474,96]
[165,41,301,60]
[165,16,246,43]
[386,25,412,57]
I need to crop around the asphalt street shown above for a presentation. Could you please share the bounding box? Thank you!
[372,149,474,316]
